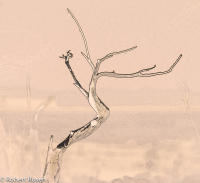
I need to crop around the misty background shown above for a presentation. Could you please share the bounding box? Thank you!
[0,0,200,183]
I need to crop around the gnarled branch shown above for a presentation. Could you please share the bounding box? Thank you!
[97,54,182,79]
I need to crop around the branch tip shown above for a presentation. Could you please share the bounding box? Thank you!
[99,45,138,62]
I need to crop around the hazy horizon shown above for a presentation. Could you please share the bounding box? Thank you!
[0,0,200,182]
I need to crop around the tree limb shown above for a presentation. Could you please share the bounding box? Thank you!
[67,8,95,70]
[97,54,182,78]
[60,51,89,98]
[99,46,138,62]
[95,46,138,73]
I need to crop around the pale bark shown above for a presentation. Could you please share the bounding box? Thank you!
[43,50,110,183]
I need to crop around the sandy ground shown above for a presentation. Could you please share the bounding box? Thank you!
[0,109,200,183]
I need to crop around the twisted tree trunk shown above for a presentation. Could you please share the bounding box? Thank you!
[42,52,110,183]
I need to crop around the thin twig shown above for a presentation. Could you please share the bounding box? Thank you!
[95,46,138,74]
[99,46,138,62]
[67,8,95,70]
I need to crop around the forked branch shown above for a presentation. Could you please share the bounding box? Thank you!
[60,51,89,98]
[95,46,138,73]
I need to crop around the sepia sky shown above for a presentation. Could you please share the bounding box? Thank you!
[0,0,200,96]
[0,1,200,182]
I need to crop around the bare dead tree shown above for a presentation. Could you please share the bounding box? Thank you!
[43,9,182,183]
